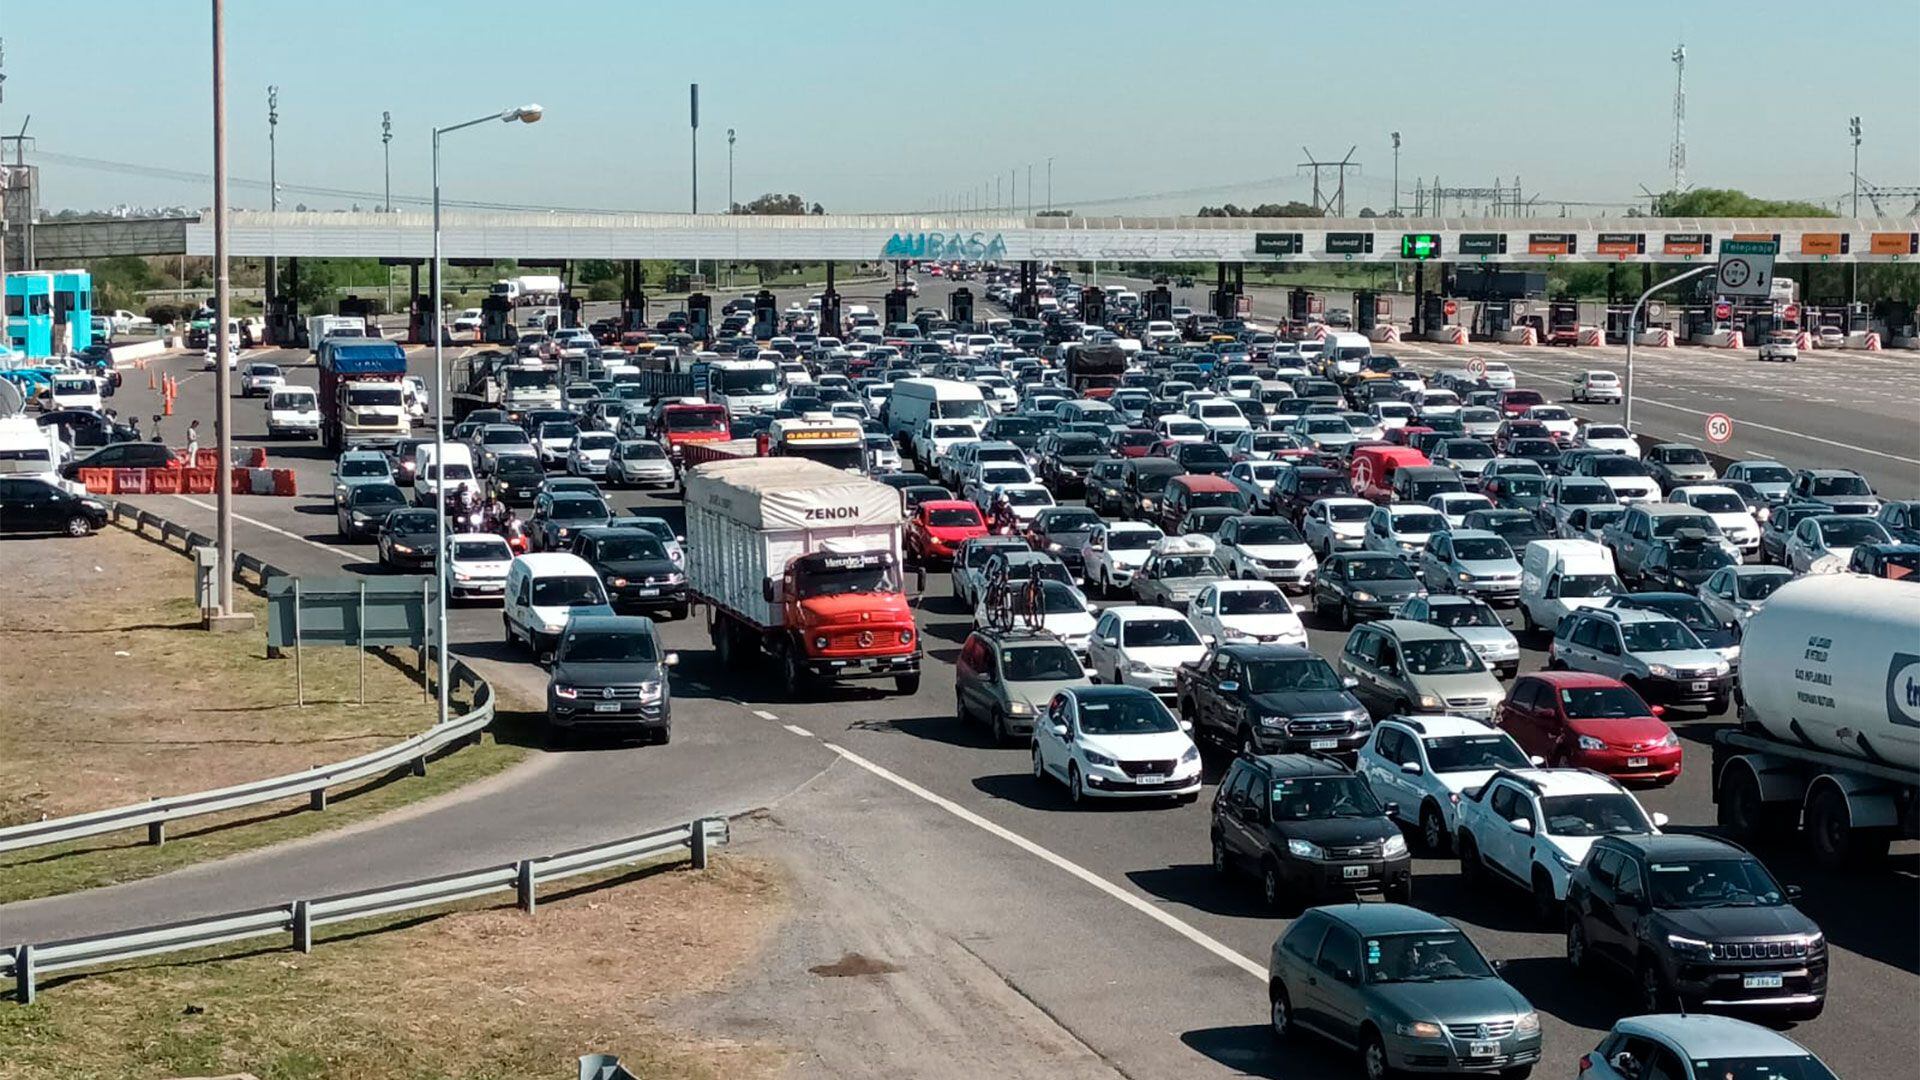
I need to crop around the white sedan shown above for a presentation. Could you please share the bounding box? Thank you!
[1031,685,1202,803]
[1187,580,1307,647]
[1576,423,1640,458]
[1085,605,1207,698]
[567,431,618,477]
[239,362,284,397]
[1522,405,1578,441]
[446,532,513,601]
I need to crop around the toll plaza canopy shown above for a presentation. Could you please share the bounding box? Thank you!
[187,211,1914,264]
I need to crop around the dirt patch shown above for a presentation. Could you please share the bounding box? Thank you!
[0,855,790,1080]
[807,952,903,978]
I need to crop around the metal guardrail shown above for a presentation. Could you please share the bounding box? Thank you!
[0,504,494,855]
[3,818,729,1003]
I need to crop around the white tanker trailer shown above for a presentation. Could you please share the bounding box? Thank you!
[1712,574,1920,867]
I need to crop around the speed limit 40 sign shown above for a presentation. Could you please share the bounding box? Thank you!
[1705,413,1734,444]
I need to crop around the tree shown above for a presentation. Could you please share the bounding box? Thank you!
[1357,207,1378,218]
[577,260,618,284]
[1036,209,1072,217]
[1653,188,1836,218]
[732,193,815,215]
[1197,201,1322,217]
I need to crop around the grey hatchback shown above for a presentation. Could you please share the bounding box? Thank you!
[1269,903,1541,1079]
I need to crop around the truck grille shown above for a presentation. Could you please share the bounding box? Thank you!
[1448,1020,1516,1040]
[576,685,649,700]
[1287,717,1353,736]
[1711,940,1810,960]
[1119,759,1176,777]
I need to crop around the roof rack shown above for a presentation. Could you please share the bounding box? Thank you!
[1486,767,1543,794]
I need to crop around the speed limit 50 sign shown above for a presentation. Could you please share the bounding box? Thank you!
[1705,413,1734,444]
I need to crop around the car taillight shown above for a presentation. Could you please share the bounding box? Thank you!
[1578,1054,1592,1075]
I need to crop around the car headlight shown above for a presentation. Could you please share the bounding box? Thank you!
[1127,659,1156,674]
[1416,694,1442,710]
[1258,715,1287,728]
[1552,849,1580,869]
[1710,660,1730,675]
[351,511,370,523]
[1286,838,1326,860]
[1351,590,1376,602]
[454,572,472,582]
[1457,571,1474,583]
[637,680,663,699]
[1180,746,1200,764]
[1646,663,1673,678]
[1577,734,1607,751]
[1667,933,1713,960]
[553,685,578,699]
[1047,542,1062,552]
[1223,626,1251,639]
[1082,750,1117,768]
[1515,1011,1541,1035]
[1381,834,1408,858]
[609,576,629,588]
[1395,1020,1444,1039]
[1008,701,1034,716]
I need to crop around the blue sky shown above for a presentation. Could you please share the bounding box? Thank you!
[9,1,1917,216]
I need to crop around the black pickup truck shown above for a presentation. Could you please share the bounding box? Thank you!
[1174,643,1372,759]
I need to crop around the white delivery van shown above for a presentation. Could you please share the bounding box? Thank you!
[502,552,614,661]
[1322,332,1373,379]
[1518,539,1622,633]
[414,442,477,507]
[0,416,69,477]
[48,374,104,413]
[266,386,321,439]
[885,377,989,444]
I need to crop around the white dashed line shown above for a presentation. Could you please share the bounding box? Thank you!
[752,709,779,721]
[782,723,814,738]
[174,495,358,559]
[819,740,1266,981]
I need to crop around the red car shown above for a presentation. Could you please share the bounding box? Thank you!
[1105,428,1158,458]
[1496,388,1546,417]
[905,499,987,563]
[1498,671,1681,786]
[1385,424,1434,448]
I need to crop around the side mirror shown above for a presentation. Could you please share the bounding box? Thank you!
[1100,636,1119,647]
[1785,884,1804,900]
[1050,723,1069,738]
[1216,679,1239,693]
[1179,719,1194,733]
[1382,801,1400,818]
[1399,760,1423,776]
[1508,816,1534,835]
[1343,675,1360,689]
[665,652,680,667]
[1529,755,1546,767]
[761,578,776,603]
[1652,811,1670,828]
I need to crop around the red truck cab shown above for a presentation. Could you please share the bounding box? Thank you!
[654,402,731,462]
[1348,445,1430,504]
[777,549,921,689]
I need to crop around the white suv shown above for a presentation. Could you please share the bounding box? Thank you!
[1355,715,1539,854]
[1455,767,1667,921]
[1084,522,1165,597]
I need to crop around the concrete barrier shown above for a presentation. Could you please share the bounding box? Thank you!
[1795,331,1814,351]
[1576,326,1605,347]
[1634,328,1675,348]
[1304,324,1327,341]
[1699,329,1744,349]
[1844,330,1882,351]
[1366,324,1401,344]
[108,339,173,367]
[1890,335,1919,351]
[1423,325,1469,346]
[1498,326,1540,346]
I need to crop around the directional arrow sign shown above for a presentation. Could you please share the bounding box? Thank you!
[1717,239,1778,298]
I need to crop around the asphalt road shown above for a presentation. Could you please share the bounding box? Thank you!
[10,283,1913,1079]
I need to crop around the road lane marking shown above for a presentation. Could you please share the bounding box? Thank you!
[1603,400,1920,465]
[819,740,1266,981]
[753,709,779,720]
[782,723,814,738]
[174,496,358,559]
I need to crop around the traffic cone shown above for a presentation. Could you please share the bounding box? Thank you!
[163,394,174,417]
[148,368,157,391]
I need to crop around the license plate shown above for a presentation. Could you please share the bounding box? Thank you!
[1341,865,1368,880]
[1311,738,1340,750]
[1136,774,1166,785]
[1690,680,1708,692]
[1628,756,1649,768]
[592,702,622,713]
[1469,1041,1500,1058]
[1744,973,1784,990]
[635,587,660,597]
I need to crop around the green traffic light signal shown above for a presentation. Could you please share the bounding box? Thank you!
[1400,233,1441,260]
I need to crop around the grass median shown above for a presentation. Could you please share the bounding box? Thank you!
[0,854,787,1080]
[0,526,527,905]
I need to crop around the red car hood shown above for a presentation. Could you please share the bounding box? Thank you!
[1568,716,1672,749]
[927,524,987,542]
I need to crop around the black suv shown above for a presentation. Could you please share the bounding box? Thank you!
[1037,432,1105,495]
[545,614,678,747]
[1175,644,1369,758]
[491,456,546,506]
[1210,753,1412,911]
[1565,834,1825,1020]
[1268,466,1352,524]
[569,526,689,619]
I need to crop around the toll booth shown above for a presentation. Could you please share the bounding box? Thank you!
[1145,286,1173,323]
[266,296,299,347]
[481,296,514,342]
[1081,288,1106,327]
[560,293,582,331]
[687,293,712,340]
[1287,288,1322,325]
[885,288,910,328]
[819,288,842,338]
[620,289,648,331]
[1209,286,1238,320]
[1354,290,1378,333]
[1474,300,1516,338]
[1420,294,1449,332]
[949,287,974,330]
[339,295,379,327]
[1604,307,1634,343]
[752,290,777,340]
[408,295,431,344]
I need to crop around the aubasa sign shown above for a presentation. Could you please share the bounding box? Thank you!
[881,231,1009,261]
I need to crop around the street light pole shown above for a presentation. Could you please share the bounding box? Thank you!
[1046,157,1053,214]
[726,127,735,289]
[431,103,544,724]
[382,110,393,314]
[266,85,278,306]
[1848,116,1861,309]
[1391,131,1401,216]
[1624,264,1715,430]
[212,1,236,618]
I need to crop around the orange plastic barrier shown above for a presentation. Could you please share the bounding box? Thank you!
[78,468,114,494]
[196,450,222,470]
[146,469,183,495]
[113,469,149,495]
[243,446,269,467]
[271,469,298,496]
[182,467,217,495]
[230,468,252,496]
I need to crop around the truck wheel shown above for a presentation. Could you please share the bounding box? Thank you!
[1808,784,1889,868]
[895,672,921,695]
[782,648,812,699]
[714,621,734,666]
[1717,764,1793,841]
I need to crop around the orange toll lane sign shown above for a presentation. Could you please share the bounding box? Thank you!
[1798,233,1849,256]
[1869,232,1919,256]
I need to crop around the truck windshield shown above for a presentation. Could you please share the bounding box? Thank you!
[787,445,866,471]
[348,386,403,407]
[715,368,780,394]
[665,409,729,432]
[505,369,553,389]
[934,399,989,420]
[793,562,898,599]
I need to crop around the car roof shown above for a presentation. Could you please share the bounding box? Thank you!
[1604,833,1745,859]
[1104,604,1190,622]
[511,552,598,574]
[1216,642,1316,659]
[1372,618,1461,641]
[1615,1014,1814,1058]
[1496,766,1627,796]
[1312,902,1458,936]
[1445,529,1502,542]
[1247,752,1354,779]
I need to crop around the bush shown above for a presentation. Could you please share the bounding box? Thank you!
[145,304,181,325]
[587,279,621,302]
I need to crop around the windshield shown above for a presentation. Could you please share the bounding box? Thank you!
[1560,685,1653,719]
[1244,657,1342,693]
[715,367,780,394]
[1076,693,1179,735]
[936,398,990,420]
[1445,441,1493,460]
[1648,857,1786,908]
[1040,511,1100,535]
[1402,638,1484,675]
[1688,1058,1837,1080]
[1220,589,1291,615]
[621,442,666,460]
[1621,620,1701,652]
[1561,483,1614,505]
[348,386,403,407]
[990,417,1044,437]
[1660,446,1709,465]
[539,422,579,440]
[1668,545,1735,572]
[1504,391,1544,406]
[1428,601,1501,628]
[1557,573,1620,598]
[1541,793,1653,837]
[1150,555,1223,578]
[1426,734,1529,773]
[1235,520,1304,546]
[496,457,542,478]
[1122,620,1202,648]
[1107,529,1160,551]
[1346,557,1414,581]
[1004,488,1053,507]
[1390,512,1447,536]
[1327,502,1372,523]
[1451,537,1514,562]
[340,458,388,478]
[387,511,438,532]
[595,535,667,561]
[1594,457,1650,477]
[577,433,616,451]
[1740,465,1794,484]
[483,428,530,446]
[452,540,511,561]
[1737,573,1791,601]
[1586,425,1629,439]
[1497,477,1546,499]
[505,369,552,389]
[664,408,728,432]
[1270,775,1382,820]
[930,507,983,528]
[1688,492,1746,513]
[1001,644,1083,682]
[270,392,315,409]
[1652,515,1717,538]
[794,563,898,599]
[1365,932,1495,984]
[1821,518,1888,546]
[550,497,610,522]
[530,575,608,607]
[561,630,658,663]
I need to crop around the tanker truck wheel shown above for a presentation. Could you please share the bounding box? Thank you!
[895,671,922,695]
[1716,764,1792,842]
[1807,783,1891,869]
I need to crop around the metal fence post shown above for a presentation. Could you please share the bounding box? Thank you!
[420,579,432,700]
[292,899,313,953]
[13,944,33,1005]
[147,797,165,846]
[691,818,710,870]
[293,577,305,707]
[357,580,367,706]
[516,860,537,913]
[309,774,328,812]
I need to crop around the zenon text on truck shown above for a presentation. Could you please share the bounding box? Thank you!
[685,458,923,697]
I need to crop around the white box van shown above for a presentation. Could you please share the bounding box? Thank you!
[414,442,477,507]
[1519,539,1622,633]
[1322,331,1372,378]
[502,552,615,662]
[266,386,321,439]
[885,377,989,443]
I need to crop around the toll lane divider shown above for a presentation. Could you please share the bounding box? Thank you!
[1366,324,1401,344]
[77,465,294,496]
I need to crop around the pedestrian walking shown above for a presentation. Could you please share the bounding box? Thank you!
[186,419,201,464]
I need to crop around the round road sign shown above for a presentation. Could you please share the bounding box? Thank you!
[1705,413,1734,444]
[1465,357,1487,377]
[1714,301,1732,321]
[1784,303,1801,321]
[1443,299,1459,318]
[1720,257,1753,291]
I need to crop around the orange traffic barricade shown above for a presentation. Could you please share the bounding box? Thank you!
[182,467,216,495]
[230,467,252,495]
[113,468,149,495]
[78,468,114,494]
[146,469,183,495]
[244,446,269,468]
[197,450,222,470]
[271,468,298,496]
